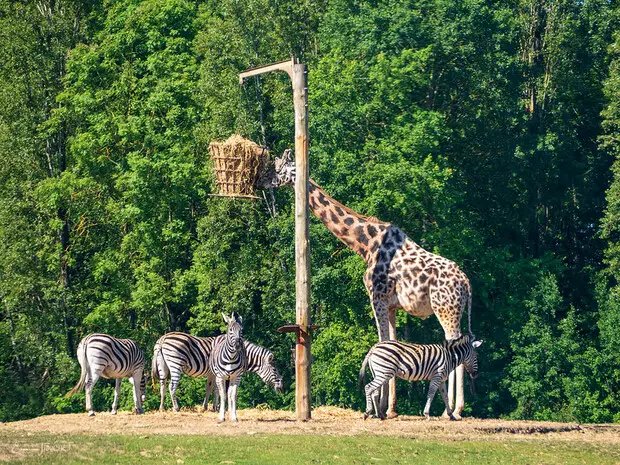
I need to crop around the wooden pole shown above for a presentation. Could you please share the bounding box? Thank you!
[239,58,312,421]
[292,61,311,421]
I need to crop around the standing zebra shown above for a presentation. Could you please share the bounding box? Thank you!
[67,333,146,416]
[152,332,283,412]
[209,312,247,423]
[152,332,215,412]
[359,334,482,420]
[205,341,283,411]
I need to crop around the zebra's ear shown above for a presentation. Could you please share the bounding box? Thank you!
[472,340,483,348]
[222,312,230,324]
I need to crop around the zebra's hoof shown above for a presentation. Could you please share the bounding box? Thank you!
[111,410,117,415]
[424,414,430,421]
[136,409,144,415]
[159,407,165,413]
[218,419,225,424]
[173,408,180,413]
[363,413,370,420]
[88,411,95,417]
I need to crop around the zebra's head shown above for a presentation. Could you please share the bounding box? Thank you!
[260,148,295,188]
[222,312,244,349]
[461,334,483,381]
[256,351,284,394]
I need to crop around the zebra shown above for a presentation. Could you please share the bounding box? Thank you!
[205,341,283,411]
[152,332,283,412]
[209,312,247,423]
[151,332,215,412]
[67,333,146,416]
[359,334,483,420]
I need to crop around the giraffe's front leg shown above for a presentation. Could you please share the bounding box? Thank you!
[453,364,465,419]
[387,309,398,419]
[370,296,391,418]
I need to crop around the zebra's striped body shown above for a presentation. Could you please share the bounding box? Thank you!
[210,312,247,422]
[205,341,283,411]
[152,332,216,412]
[67,333,146,416]
[359,335,482,420]
[152,332,283,412]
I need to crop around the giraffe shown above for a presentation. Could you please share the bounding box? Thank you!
[265,149,473,418]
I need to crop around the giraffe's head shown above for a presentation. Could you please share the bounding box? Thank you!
[222,312,244,349]
[258,148,296,188]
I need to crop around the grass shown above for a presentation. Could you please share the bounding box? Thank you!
[1,432,619,465]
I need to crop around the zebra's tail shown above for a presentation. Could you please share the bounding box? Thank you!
[66,340,88,397]
[151,341,162,389]
[358,350,371,393]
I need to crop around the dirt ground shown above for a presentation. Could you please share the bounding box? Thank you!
[2,406,619,444]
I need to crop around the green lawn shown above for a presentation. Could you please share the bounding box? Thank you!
[1,432,618,464]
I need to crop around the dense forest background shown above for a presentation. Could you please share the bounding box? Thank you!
[1,0,619,423]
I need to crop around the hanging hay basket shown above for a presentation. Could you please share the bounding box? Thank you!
[208,135,270,199]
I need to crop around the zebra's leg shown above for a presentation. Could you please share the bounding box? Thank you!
[85,371,100,417]
[130,372,144,414]
[453,364,465,419]
[212,380,220,412]
[159,375,167,412]
[216,377,227,423]
[228,376,241,423]
[168,369,182,413]
[438,380,457,421]
[364,375,391,420]
[424,378,442,420]
[202,377,212,411]
[111,378,121,415]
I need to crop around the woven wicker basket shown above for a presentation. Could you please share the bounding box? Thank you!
[208,135,269,198]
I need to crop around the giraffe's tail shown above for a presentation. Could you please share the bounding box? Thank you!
[467,280,473,338]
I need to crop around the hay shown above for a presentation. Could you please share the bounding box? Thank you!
[209,134,269,198]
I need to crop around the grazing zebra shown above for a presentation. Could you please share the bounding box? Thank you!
[205,341,283,411]
[152,332,283,412]
[209,312,247,423]
[67,333,146,416]
[359,334,483,420]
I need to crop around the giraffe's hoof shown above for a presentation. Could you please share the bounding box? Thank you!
[386,411,399,419]
[424,414,430,421]
[159,407,165,413]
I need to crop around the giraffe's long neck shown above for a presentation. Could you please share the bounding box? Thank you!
[308,180,388,263]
